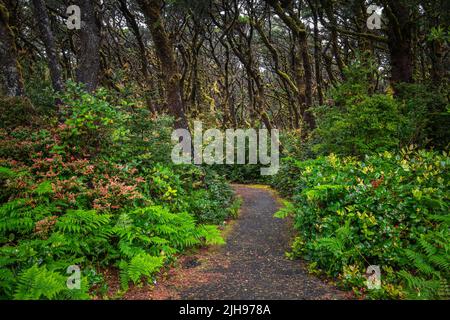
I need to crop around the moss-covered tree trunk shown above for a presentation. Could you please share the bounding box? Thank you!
[31,0,64,93]
[118,0,156,113]
[384,0,414,85]
[75,0,101,92]
[310,0,324,105]
[267,0,315,131]
[137,0,188,130]
[0,1,24,96]
[320,0,346,80]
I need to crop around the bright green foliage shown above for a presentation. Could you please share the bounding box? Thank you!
[114,206,224,259]
[310,63,449,158]
[14,265,67,300]
[312,94,403,157]
[310,62,405,158]
[118,254,164,290]
[0,85,236,300]
[273,149,449,299]
[115,206,224,289]
[59,82,128,156]
[399,230,450,299]
[13,264,89,300]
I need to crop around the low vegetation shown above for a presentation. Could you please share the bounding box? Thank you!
[271,67,449,299]
[0,85,238,300]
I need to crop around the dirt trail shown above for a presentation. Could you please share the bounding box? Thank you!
[177,185,348,300]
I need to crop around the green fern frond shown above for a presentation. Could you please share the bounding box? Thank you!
[418,236,437,257]
[14,265,66,300]
[119,254,164,288]
[198,225,225,246]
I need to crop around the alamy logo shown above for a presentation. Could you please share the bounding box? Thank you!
[367,5,382,30]
[366,265,381,290]
[66,265,81,289]
[66,5,81,30]
[171,121,280,176]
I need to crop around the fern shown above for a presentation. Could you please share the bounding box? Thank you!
[398,270,443,300]
[400,227,450,299]
[0,199,45,235]
[54,210,113,259]
[198,225,225,246]
[114,206,224,257]
[14,265,66,300]
[404,249,436,276]
[274,200,295,219]
[114,206,224,289]
[34,181,53,196]
[56,210,111,234]
[118,254,164,289]
[0,268,15,299]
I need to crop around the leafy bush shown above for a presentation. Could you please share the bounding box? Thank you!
[115,205,224,289]
[395,83,450,149]
[0,85,237,299]
[0,97,40,131]
[310,62,449,158]
[273,149,449,299]
[312,78,404,157]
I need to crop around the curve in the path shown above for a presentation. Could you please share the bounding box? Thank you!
[180,185,348,300]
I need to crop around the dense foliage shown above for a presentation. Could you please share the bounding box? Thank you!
[0,0,448,301]
[310,63,449,158]
[273,148,449,299]
[0,85,238,300]
[269,61,449,299]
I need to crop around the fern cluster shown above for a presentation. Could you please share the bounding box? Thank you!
[0,87,236,300]
[114,206,224,289]
[0,200,226,299]
[399,225,449,299]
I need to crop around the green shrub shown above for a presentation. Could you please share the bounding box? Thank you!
[312,94,404,157]
[395,83,450,149]
[274,149,449,299]
[309,62,449,158]
[0,87,235,299]
[115,205,224,289]
[0,97,40,131]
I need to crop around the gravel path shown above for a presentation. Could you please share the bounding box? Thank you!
[180,185,348,300]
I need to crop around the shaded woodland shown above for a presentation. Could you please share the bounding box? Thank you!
[0,0,448,300]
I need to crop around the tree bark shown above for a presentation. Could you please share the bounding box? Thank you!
[75,0,101,92]
[118,0,156,113]
[137,0,188,130]
[31,0,64,93]
[118,0,148,80]
[309,0,324,105]
[0,1,24,96]
[266,0,315,130]
[320,0,346,80]
[384,0,414,85]
[254,20,300,128]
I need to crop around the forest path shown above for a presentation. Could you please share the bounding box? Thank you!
[176,184,348,300]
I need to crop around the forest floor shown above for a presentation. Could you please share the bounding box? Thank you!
[114,185,351,300]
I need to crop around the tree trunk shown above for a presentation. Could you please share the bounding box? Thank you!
[0,1,24,96]
[320,0,346,80]
[31,0,64,93]
[267,0,315,130]
[384,0,414,85]
[137,0,188,130]
[310,0,324,105]
[254,20,300,128]
[75,0,101,92]
[118,0,156,113]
